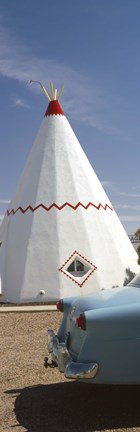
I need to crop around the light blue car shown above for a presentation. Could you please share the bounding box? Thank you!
[47,273,140,384]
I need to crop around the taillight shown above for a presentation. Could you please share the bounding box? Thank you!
[76,313,86,330]
[56,300,63,312]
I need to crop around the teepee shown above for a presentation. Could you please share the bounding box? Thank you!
[0,82,139,303]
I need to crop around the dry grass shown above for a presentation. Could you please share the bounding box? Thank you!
[1,311,140,432]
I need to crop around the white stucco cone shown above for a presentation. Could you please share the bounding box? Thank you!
[0,92,139,303]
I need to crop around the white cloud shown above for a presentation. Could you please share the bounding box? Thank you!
[0,20,111,132]
[115,204,130,209]
[119,215,140,222]
[115,204,140,210]
[117,192,140,198]
[0,200,10,204]
[11,97,29,108]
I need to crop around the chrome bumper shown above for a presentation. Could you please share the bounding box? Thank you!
[48,328,98,380]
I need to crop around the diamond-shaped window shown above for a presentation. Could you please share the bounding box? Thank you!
[59,251,97,288]
[67,258,90,278]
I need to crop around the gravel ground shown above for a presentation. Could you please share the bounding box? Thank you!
[1,311,140,432]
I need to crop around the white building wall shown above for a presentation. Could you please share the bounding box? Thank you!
[0,112,139,303]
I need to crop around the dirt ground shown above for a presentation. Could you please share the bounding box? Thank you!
[1,310,140,432]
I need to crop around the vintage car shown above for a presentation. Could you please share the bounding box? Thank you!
[47,273,140,384]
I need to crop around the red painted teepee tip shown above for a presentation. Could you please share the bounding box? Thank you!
[44,100,64,117]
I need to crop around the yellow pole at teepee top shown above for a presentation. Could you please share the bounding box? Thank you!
[29,80,64,101]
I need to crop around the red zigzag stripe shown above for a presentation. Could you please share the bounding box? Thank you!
[7,202,113,216]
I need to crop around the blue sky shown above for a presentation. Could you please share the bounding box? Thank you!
[0,0,140,233]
